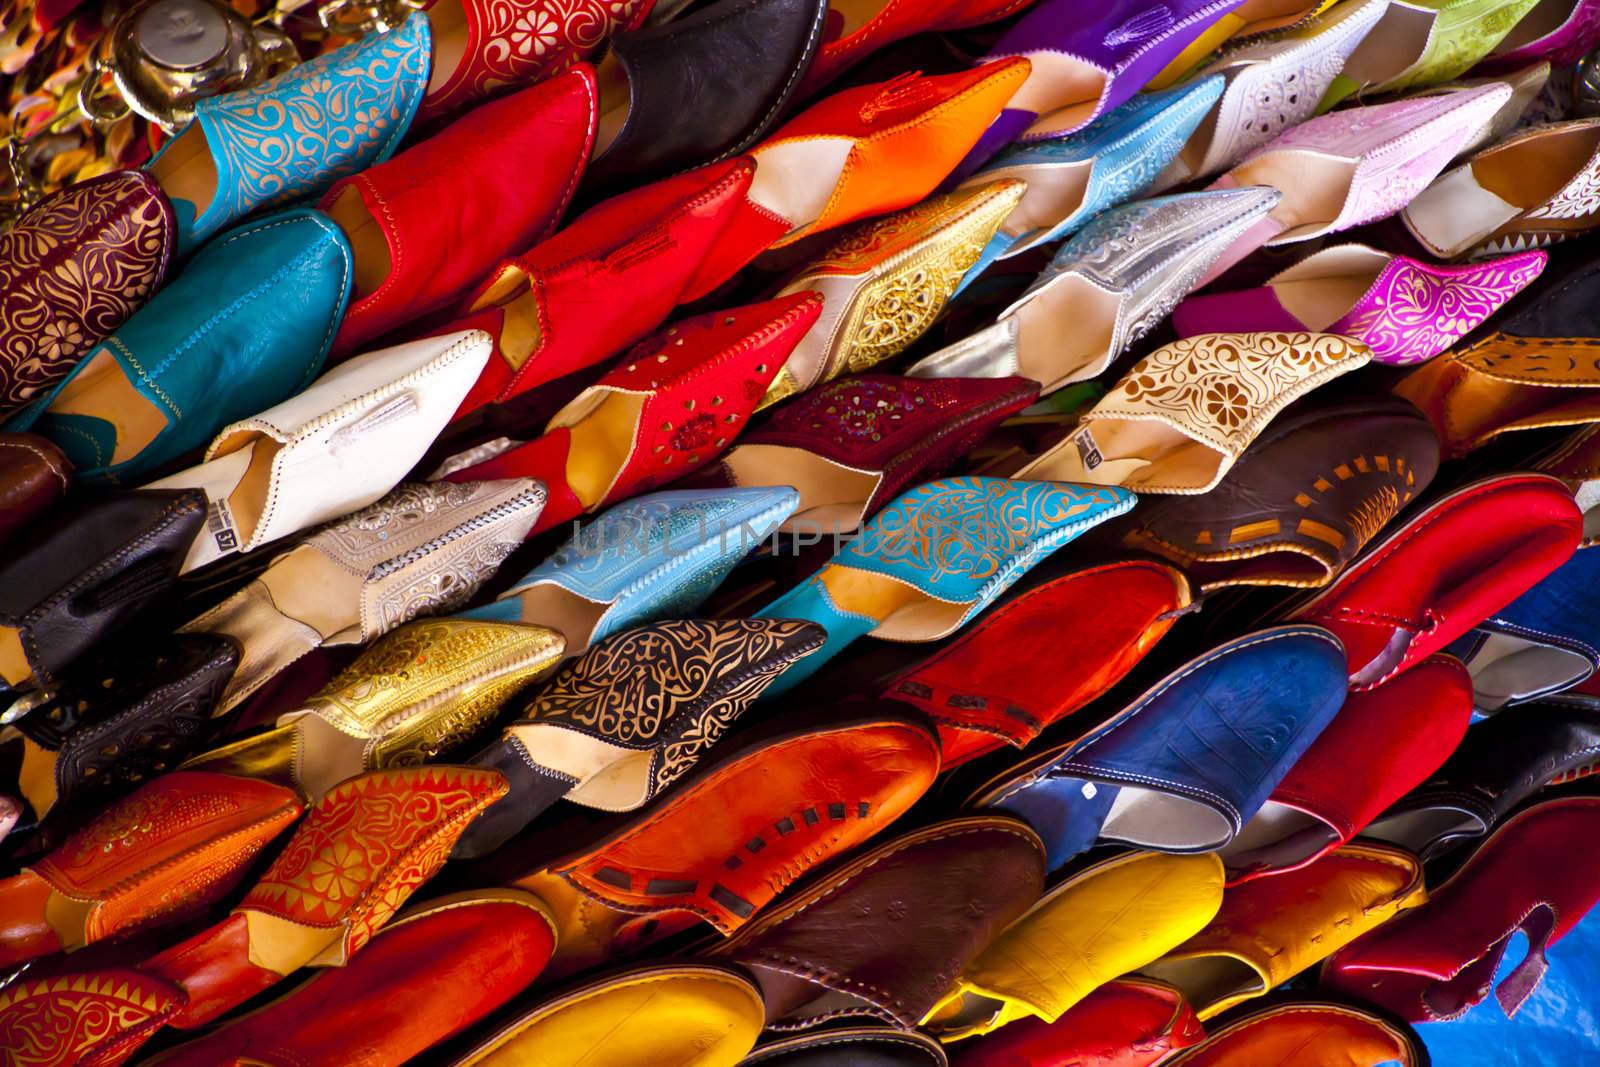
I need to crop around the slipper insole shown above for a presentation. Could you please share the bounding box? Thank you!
[147,122,219,223]
[1229,148,1358,239]
[1469,631,1592,711]
[1141,956,1263,1013]
[500,582,608,657]
[1337,1,1436,88]
[987,158,1092,242]
[425,0,468,97]
[818,563,968,640]
[749,137,856,231]
[1493,0,1571,53]
[594,49,633,157]
[324,185,391,301]
[47,349,170,466]
[828,0,892,40]
[1013,271,1120,390]
[559,391,646,507]
[722,444,880,533]
[1017,53,1109,139]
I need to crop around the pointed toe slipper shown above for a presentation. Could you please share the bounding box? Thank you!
[455,617,826,858]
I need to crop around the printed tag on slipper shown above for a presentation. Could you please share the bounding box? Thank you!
[206,497,239,554]
[1072,427,1104,471]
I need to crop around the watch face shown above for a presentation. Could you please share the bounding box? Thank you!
[134,0,230,70]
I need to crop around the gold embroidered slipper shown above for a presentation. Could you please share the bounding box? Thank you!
[1012,332,1371,495]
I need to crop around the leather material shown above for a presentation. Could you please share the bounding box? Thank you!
[464,486,798,653]
[871,558,1190,768]
[0,434,68,545]
[147,765,507,1029]
[965,76,1224,267]
[543,710,941,934]
[1483,0,1600,66]
[325,68,598,357]
[0,488,204,688]
[951,977,1204,1067]
[927,851,1223,1041]
[912,189,1285,395]
[151,14,429,253]
[446,158,756,423]
[1163,1001,1425,1066]
[1232,655,1471,880]
[709,375,1038,533]
[1404,118,1600,260]
[145,890,557,1067]
[0,969,185,1067]
[1121,395,1441,591]
[1175,246,1547,367]
[185,479,545,716]
[450,293,821,535]
[0,771,299,967]
[151,329,494,573]
[1334,0,1540,98]
[1226,85,1513,248]
[1367,699,1600,861]
[764,182,1027,405]
[0,171,173,416]
[742,1027,949,1066]
[798,0,1029,96]
[1292,473,1582,689]
[9,633,238,821]
[697,60,1030,291]
[976,625,1348,867]
[1465,544,1600,711]
[5,210,354,487]
[718,815,1046,1030]
[1145,843,1425,1020]
[451,961,764,1067]
[756,477,1136,698]
[186,619,565,803]
[1153,0,1388,188]
[965,0,1247,170]
[585,0,828,191]
[1324,796,1600,1022]
[1014,333,1370,495]
[457,618,824,858]
[419,0,649,125]
[1396,249,1600,455]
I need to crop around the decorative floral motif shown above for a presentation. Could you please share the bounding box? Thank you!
[776,182,1022,400]
[1337,252,1547,365]
[302,618,562,764]
[522,619,822,794]
[846,477,1133,603]
[0,971,182,1067]
[422,0,649,121]
[1527,149,1600,222]
[241,767,506,959]
[309,480,545,640]
[1394,0,1539,91]
[32,771,300,944]
[195,14,429,238]
[1101,333,1370,455]
[1205,0,1382,171]
[0,171,171,414]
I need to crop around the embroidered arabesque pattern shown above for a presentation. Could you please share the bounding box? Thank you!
[1105,333,1368,452]
[0,174,169,413]
[202,14,428,225]
[441,0,646,115]
[304,619,561,761]
[241,767,502,952]
[0,973,178,1067]
[524,620,816,792]
[851,477,1127,593]
[1339,254,1546,365]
